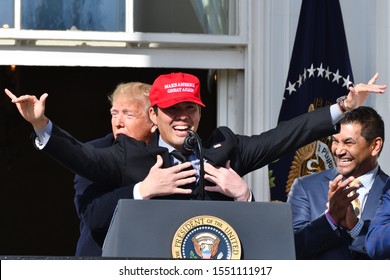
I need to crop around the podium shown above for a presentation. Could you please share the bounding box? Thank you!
[102,199,296,259]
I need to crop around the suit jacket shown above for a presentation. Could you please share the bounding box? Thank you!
[74,133,126,256]
[288,168,388,259]
[365,181,390,259]
[40,106,339,201]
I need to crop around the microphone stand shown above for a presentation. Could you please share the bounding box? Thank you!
[187,130,205,200]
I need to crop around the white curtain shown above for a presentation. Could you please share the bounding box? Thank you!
[190,0,231,34]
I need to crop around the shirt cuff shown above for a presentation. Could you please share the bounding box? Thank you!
[347,219,364,239]
[325,210,339,230]
[133,182,145,200]
[234,189,252,202]
[34,120,53,149]
[330,103,344,125]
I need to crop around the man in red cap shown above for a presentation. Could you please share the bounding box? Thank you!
[4,72,387,202]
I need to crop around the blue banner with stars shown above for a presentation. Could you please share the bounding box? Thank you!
[268,0,354,201]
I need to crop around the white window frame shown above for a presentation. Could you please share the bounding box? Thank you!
[0,0,248,69]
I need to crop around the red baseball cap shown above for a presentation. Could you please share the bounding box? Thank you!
[149,72,205,108]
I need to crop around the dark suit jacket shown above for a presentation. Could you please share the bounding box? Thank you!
[288,168,388,259]
[366,180,390,259]
[40,106,339,201]
[74,133,122,256]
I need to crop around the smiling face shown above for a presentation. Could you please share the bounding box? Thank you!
[149,102,201,150]
[331,123,380,178]
[109,82,153,143]
[110,95,153,142]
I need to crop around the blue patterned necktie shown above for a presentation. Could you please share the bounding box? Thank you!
[170,150,199,195]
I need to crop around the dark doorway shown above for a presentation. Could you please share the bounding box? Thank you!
[0,65,217,256]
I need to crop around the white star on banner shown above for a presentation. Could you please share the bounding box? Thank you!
[302,68,307,82]
[297,75,303,88]
[317,63,325,77]
[332,69,342,83]
[342,75,353,88]
[325,67,332,80]
[284,63,352,96]
[307,64,315,78]
[286,81,296,95]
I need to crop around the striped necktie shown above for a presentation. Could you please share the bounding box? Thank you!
[349,178,362,218]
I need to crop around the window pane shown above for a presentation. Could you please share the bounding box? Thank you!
[21,0,125,31]
[191,0,233,34]
[0,0,14,28]
[134,0,236,35]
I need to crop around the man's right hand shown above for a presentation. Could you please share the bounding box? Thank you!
[327,175,359,229]
[4,88,49,130]
[139,155,196,199]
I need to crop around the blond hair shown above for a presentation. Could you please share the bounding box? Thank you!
[108,82,151,116]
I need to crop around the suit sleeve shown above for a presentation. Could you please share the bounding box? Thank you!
[73,134,134,232]
[236,106,339,173]
[74,176,135,231]
[366,184,390,259]
[39,125,125,186]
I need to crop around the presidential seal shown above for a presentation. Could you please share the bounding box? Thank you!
[171,215,241,259]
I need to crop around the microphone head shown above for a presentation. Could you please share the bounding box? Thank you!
[182,131,197,156]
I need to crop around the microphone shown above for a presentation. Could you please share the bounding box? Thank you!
[180,130,205,200]
[182,131,197,156]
